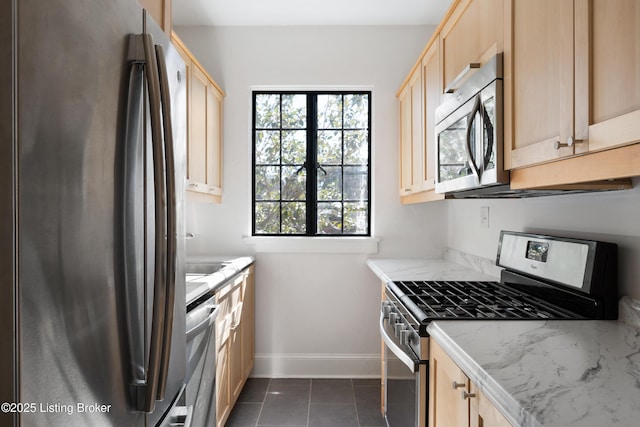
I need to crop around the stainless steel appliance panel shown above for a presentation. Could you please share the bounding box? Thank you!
[380,300,427,427]
[1,0,187,425]
[435,54,508,195]
[185,297,219,427]
[17,1,145,425]
[144,13,188,427]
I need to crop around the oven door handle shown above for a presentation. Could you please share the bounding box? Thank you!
[379,312,419,373]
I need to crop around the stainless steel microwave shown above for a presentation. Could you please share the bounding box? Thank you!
[435,54,508,194]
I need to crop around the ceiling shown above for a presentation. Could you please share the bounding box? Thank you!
[172,0,453,27]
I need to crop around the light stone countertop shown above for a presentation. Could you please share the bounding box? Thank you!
[428,318,640,427]
[185,256,255,306]
[366,248,501,284]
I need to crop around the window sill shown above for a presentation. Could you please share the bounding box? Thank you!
[242,236,380,254]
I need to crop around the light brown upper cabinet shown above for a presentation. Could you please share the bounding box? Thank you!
[139,0,172,34]
[421,41,441,192]
[583,0,640,154]
[440,0,504,94]
[397,37,444,204]
[399,67,423,196]
[505,0,640,175]
[172,32,225,203]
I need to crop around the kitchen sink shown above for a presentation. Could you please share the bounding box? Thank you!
[185,261,230,275]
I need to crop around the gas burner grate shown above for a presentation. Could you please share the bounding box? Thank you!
[393,280,579,321]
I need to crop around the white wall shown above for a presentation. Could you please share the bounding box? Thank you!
[175,24,640,378]
[175,25,447,377]
[446,178,640,299]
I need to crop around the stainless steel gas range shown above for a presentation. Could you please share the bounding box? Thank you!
[379,231,618,427]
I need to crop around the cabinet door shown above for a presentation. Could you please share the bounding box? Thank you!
[399,85,413,195]
[399,67,423,195]
[469,383,513,427]
[504,0,576,169]
[206,84,223,196]
[139,0,171,34]
[429,341,470,427]
[422,40,441,191]
[241,267,255,379]
[188,64,209,189]
[228,277,244,400]
[441,0,504,93]
[576,0,640,153]
[215,289,232,427]
[215,341,231,427]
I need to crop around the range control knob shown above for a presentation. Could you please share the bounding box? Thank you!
[382,302,392,318]
[389,312,398,324]
[400,329,412,346]
[394,322,405,337]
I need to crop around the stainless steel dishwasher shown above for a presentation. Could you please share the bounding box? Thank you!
[185,294,219,427]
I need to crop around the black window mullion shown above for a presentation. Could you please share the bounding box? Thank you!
[341,94,345,234]
[307,95,317,235]
[278,95,283,233]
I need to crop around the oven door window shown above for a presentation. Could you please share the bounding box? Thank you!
[437,114,473,184]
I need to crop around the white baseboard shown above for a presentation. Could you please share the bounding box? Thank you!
[251,353,381,378]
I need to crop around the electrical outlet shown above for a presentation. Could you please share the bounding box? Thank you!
[480,206,489,228]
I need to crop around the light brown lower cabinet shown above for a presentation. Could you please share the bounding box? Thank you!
[215,265,255,427]
[429,340,512,427]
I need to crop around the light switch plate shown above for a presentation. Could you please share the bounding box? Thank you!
[480,206,489,228]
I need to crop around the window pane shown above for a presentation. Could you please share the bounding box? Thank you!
[317,94,342,129]
[317,130,342,165]
[343,130,368,165]
[343,94,369,129]
[282,130,306,164]
[253,91,370,237]
[317,166,342,201]
[255,131,280,164]
[281,166,306,201]
[255,202,280,234]
[317,202,342,234]
[281,202,306,234]
[256,94,280,128]
[255,166,280,200]
[282,94,307,129]
[343,166,368,201]
[343,202,368,234]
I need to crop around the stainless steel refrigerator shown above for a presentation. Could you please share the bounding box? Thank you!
[0,0,188,425]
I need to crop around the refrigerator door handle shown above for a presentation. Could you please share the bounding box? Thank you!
[122,56,146,386]
[154,42,178,401]
[141,31,168,414]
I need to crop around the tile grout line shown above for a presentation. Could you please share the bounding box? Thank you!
[253,378,270,427]
[306,379,313,427]
[351,378,363,427]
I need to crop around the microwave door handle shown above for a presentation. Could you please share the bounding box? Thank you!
[155,42,177,402]
[465,95,482,180]
[481,101,494,171]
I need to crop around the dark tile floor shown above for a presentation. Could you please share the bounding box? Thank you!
[226,378,385,427]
